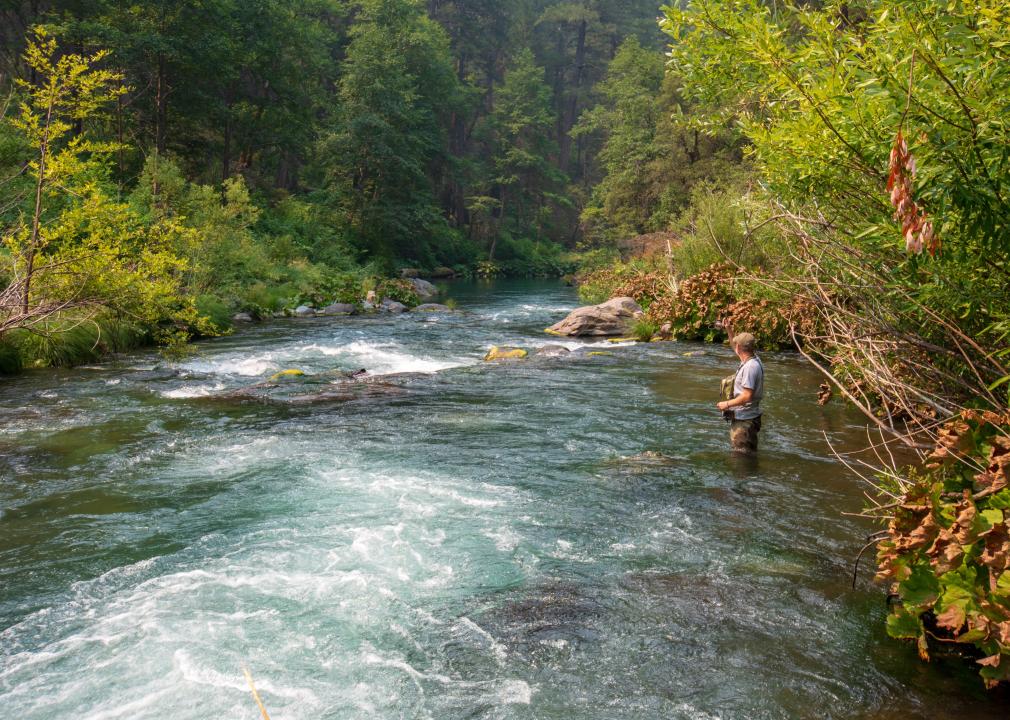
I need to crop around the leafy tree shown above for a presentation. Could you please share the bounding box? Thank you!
[0,29,200,344]
[480,48,566,257]
[317,0,463,264]
[573,36,742,246]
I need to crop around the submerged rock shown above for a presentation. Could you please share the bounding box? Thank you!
[380,299,408,314]
[536,344,571,358]
[414,303,451,312]
[269,368,305,382]
[545,297,644,337]
[484,346,528,361]
[411,278,439,300]
[321,302,357,316]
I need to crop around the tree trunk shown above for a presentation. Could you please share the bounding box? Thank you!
[559,18,587,174]
[155,53,167,154]
[24,96,54,315]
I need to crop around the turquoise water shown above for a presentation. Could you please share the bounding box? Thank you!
[1,280,1008,719]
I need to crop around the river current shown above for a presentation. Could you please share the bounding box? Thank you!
[1,280,1008,719]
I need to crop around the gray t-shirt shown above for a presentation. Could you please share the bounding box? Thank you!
[733,356,764,421]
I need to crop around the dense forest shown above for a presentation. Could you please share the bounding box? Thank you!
[0,0,746,362]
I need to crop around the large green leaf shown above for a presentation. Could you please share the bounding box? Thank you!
[886,608,923,640]
[898,564,941,607]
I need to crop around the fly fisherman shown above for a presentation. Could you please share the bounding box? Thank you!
[716,332,764,453]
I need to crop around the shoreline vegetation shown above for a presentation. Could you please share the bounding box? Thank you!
[2,0,1010,690]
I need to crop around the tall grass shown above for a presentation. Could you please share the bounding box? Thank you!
[0,316,147,373]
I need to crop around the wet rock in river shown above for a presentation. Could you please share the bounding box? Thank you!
[411,278,439,299]
[474,581,603,658]
[232,312,255,323]
[380,299,408,314]
[545,297,644,337]
[294,305,315,317]
[536,344,571,357]
[321,302,357,316]
[414,303,451,312]
[484,346,528,361]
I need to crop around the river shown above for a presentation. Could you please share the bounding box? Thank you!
[1,280,1008,719]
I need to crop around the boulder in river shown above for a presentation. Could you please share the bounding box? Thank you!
[414,303,451,313]
[380,299,408,314]
[322,303,357,316]
[484,346,528,361]
[411,278,439,299]
[294,305,315,317]
[545,297,644,337]
[232,312,255,323]
[270,369,305,382]
[536,344,571,358]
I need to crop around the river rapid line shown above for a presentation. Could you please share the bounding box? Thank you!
[1,279,1008,719]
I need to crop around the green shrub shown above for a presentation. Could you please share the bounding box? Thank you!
[631,318,659,342]
[375,278,420,307]
[0,340,23,374]
[3,317,146,369]
[671,182,785,278]
[195,294,234,330]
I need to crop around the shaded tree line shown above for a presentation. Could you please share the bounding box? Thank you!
[0,0,671,271]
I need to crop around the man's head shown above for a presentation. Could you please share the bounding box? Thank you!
[731,332,756,359]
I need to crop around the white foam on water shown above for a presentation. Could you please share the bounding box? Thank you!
[161,382,226,399]
[180,354,280,377]
[304,340,470,375]
[456,616,508,663]
[673,703,723,720]
[81,689,176,720]
[494,679,533,705]
[520,303,576,313]
[484,526,521,551]
[1,432,535,719]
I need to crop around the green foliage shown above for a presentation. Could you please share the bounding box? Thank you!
[0,30,210,356]
[1,317,146,370]
[631,318,658,343]
[479,48,568,255]
[662,0,1010,347]
[573,35,742,247]
[575,255,668,305]
[195,294,233,330]
[375,278,420,307]
[671,182,784,278]
[317,0,463,263]
[877,414,1010,686]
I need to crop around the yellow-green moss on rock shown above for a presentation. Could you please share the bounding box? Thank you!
[270,369,306,382]
[484,346,528,361]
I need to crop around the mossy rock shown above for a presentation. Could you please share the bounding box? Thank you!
[588,351,614,357]
[607,337,634,344]
[544,328,564,337]
[270,369,306,382]
[484,346,528,361]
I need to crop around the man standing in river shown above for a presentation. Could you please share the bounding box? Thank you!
[716,332,764,453]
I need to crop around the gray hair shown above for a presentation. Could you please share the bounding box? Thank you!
[731,332,756,353]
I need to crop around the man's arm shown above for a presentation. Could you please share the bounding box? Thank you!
[717,388,753,412]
